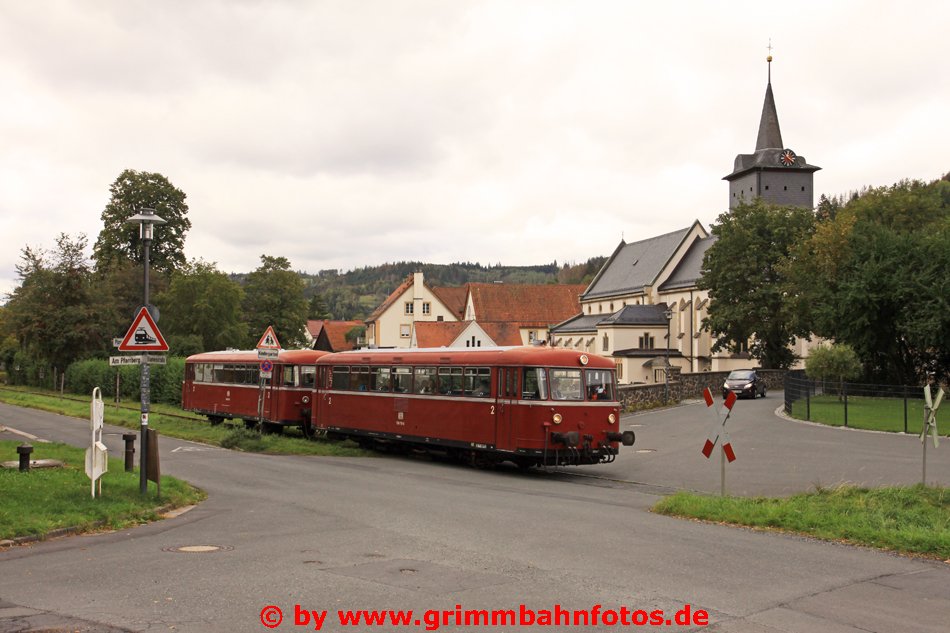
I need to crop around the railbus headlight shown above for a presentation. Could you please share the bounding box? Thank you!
[552,413,563,425]
[302,395,310,404]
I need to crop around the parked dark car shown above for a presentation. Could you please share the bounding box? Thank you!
[722,369,766,399]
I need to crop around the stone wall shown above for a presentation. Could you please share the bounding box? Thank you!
[617,368,785,410]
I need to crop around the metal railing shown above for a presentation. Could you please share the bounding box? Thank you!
[784,371,925,433]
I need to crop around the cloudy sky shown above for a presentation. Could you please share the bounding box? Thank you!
[1,1,947,299]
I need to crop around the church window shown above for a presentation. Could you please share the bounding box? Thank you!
[602,334,609,352]
[639,333,655,349]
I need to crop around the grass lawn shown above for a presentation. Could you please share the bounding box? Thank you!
[0,386,368,457]
[0,440,206,541]
[788,394,949,435]
[653,484,950,560]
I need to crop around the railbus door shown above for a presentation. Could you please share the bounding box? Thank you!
[495,367,516,450]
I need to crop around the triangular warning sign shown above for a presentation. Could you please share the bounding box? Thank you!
[256,325,281,350]
[118,307,169,352]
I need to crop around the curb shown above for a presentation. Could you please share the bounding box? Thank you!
[0,502,181,549]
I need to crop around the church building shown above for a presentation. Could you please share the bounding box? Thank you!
[551,55,818,384]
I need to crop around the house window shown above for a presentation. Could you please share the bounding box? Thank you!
[528,331,537,343]
[602,334,609,352]
[615,362,623,380]
[734,339,749,354]
[639,333,655,349]
[404,302,414,315]
[422,302,431,315]
[400,324,411,338]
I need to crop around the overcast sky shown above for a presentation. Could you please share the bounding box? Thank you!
[1,1,947,300]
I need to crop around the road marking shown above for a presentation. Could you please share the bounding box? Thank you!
[171,445,217,452]
[0,426,51,443]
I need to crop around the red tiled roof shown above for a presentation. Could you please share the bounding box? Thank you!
[414,321,468,347]
[479,322,524,346]
[311,320,364,351]
[431,285,467,320]
[306,320,325,338]
[366,274,414,323]
[468,284,586,326]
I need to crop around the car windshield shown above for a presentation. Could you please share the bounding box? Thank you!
[728,370,755,380]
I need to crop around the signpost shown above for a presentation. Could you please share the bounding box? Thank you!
[920,384,944,486]
[84,388,108,498]
[701,388,738,496]
[117,305,169,495]
[255,327,281,432]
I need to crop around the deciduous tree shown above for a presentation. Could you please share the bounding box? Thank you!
[157,260,247,353]
[93,169,191,275]
[699,199,816,369]
[242,255,308,348]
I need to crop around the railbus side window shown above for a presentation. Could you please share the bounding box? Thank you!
[521,367,547,400]
[371,367,391,392]
[331,366,350,390]
[551,368,583,401]
[585,369,615,400]
[392,366,412,393]
[300,366,315,388]
[352,366,370,391]
[439,367,463,395]
[464,367,491,397]
[414,367,437,394]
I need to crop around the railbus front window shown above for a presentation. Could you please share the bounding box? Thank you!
[522,367,547,400]
[300,366,315,388]
[282,365,298,387]
[551,368,583,401]
[585,369,615,400]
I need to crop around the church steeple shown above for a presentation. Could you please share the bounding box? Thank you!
[723,51,820,209]
[755,82,783,150]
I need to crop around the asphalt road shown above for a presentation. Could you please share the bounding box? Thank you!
[1,396,948,632]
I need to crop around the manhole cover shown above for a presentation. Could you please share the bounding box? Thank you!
[163,545,233,553]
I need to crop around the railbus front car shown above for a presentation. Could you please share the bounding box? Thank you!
[182,349,327,433]
[313,347,635,467]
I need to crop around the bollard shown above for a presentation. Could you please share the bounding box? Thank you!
[16,444,33,472]
[122,433,136,473]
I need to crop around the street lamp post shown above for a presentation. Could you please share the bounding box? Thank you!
[664,307,673,403]
[126,208,166,494]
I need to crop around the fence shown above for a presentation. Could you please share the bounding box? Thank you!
[784,370,928,433]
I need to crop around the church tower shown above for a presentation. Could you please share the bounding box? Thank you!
[724,54,820,209]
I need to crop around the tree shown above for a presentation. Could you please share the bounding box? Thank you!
[805,344,862,399]
[5,234,108,377]
[242,255,308,348]
[157,260,247,353]
[92,169,191,275]
[699,199,816,369]
[344,325,366,345]
[784,178,950,383]
[308,294,331,320]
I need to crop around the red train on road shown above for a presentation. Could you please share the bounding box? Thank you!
[182,349,328,433]
[313,346,635,467]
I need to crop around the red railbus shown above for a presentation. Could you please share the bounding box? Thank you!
[313,346,635,467]
[182,349,328,433]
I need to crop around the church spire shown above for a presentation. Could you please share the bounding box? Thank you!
[755,52,783,150]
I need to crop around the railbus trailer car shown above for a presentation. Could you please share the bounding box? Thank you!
[182,349,328,434]
[312,346,635,467]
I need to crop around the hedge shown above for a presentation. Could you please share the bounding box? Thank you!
[64,357,186,406]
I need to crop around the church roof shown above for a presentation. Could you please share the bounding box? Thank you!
[582,227,694,300]
[756,82,784,150]
[659,235,718,291]
[724,73,820,181]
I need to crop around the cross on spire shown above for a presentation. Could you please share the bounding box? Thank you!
[767,39,773,83]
